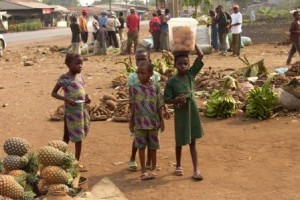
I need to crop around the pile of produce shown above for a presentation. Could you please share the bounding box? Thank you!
[0,137,84,199]
[111,75,127,88]
[113,101,131,122]
[87,104,112,121]
[204,90,237,118]
[114,87,128,100]
[0,137,38,200]
[50,105,64,121]
[285,61,300,76]
[204,76,238,118]
[245,74,278,120]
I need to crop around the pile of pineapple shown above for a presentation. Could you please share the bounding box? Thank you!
[0,137,38,200]
[0,138,80,200]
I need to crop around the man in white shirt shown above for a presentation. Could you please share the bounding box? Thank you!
[229,4,242,56]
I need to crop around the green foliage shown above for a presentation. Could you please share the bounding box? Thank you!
[182,0,211,17]
[8,20,42,32]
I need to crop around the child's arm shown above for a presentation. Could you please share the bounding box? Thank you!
[189,45,204,77]
[51,84,76,106]
[129,86,135,133]
[158,106,165,132]
[85,94,91,104]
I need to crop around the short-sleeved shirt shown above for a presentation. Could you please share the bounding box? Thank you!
[160,14,171,30]
[231,12,242,34]
[289,21,300,42]
[129,83,164,130]
[126,13,140,32]
[79,15,88,32]
[149,16,160,33]
[98,16,107,27]
[127,71,161,86]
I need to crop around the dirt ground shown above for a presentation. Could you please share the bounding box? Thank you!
[0,24,300,200]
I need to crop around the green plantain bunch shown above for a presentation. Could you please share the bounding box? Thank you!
[245,74,278,120]
[204,90,237,118]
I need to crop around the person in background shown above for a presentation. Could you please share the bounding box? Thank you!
[149,12,161,52]
[250,11,256,24]
[164,45,204,181]
[92,15,100,43]
[98,10,108,28]
[229,4,243,57]
[208,10,219,52]
[159,9,171,51]
[79,9,88,44]
[126,7,140,54]
[106,11,120,48]
[216,5,231,56]
[118,12,126,42]
[286,11,300,65]
[70,16,81,55]
[51,53,91,172]
[93,26,107,55]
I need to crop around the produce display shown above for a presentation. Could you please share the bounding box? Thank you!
[171,26,195,51]
[285,61,300,76]
[87,104,112,121]
[204,90,237,118]
[113,101,131,122]
[246,74,278,120]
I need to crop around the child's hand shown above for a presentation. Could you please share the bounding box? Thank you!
[175,95,186,104]
[195,44,204,60]
[129,120,134,133]
[65,98,76,106]
[163,110,171,119]
[85,94,91,104]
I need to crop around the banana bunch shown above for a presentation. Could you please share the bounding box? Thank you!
[161,50,174,65]
[204,90,237,118]
[115,56,137,75]
[153,58,169,75]
[223,76,238,90]
[245,74,278,120]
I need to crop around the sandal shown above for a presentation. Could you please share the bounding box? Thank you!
[128,160,138,171]
[192,171,203,181]
[140,172,156,180]
[174,167,183,176]
[79,164,88,172]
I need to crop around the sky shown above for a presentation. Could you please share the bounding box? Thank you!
[79,0,95,6]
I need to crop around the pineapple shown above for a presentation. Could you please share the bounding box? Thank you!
[37,179,48,195]
[0,158,3,173]
[20,191,35,200]
[0,195,14,199]
[3,156,28,171]
[47,140,68,153]
[38,146,72,168]
[8,170,27,187]
[3,137,30,156]
[0,175,24,199]
[41,166,68,184]
[22,151,39,174]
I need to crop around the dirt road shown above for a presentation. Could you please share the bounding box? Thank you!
[0,25,299,200]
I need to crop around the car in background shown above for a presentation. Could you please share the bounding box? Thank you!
[0,33,6,56]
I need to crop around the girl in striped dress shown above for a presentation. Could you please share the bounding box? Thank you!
[52,53,91,172]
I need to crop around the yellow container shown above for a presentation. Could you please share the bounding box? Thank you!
[168,18,198,52]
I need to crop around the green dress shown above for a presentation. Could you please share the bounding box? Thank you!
[164,58,204,146]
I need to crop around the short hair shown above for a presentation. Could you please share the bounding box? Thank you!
[65,53,81,65]
[138,60,154,73]
[70,16,77,22]
[173,52,189,64]
[293,11,299,17]
[152,12,158,17]
[119,11,123,16]
[135,48,151,60]
[165,9,169,13]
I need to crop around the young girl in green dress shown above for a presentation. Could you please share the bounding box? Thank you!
[51,53,91,172]
[164,45,204,180]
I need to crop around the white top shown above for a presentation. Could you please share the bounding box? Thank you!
[230,12,242,34]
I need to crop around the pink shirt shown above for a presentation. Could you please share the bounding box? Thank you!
[126,13,140,32]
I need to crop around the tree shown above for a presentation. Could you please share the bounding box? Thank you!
[182,0,211,17]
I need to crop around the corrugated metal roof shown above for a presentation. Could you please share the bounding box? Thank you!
[0,1,53,10]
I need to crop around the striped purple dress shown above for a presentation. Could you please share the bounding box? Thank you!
[57,74,90,142]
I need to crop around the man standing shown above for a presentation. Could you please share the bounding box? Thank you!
[118,12,125,42]
[216,5,231,56]
[126,7,140,54]
[229,4,242,57]
[79,9,88,44]
[106,11,120,48]
[98,10,108,28]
